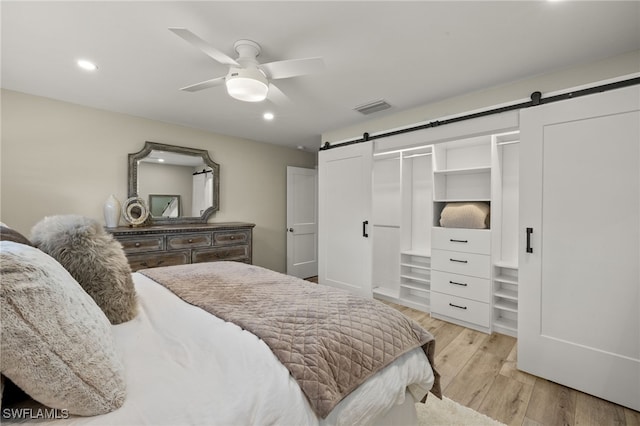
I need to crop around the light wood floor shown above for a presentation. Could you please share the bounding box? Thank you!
[384,301,640,426]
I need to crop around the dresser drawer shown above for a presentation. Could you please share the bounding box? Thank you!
[213,230,250,246]
[118,236,164,254]
[192,245,250,263]
[432,249,491,279]
[431,292,490,327]
[127,251,190,271]
[432,227,490,254]
[431,270,490,303]
[167,233,212,249]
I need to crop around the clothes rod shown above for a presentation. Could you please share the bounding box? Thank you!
[320,76,640,151]
[193,169,212,176]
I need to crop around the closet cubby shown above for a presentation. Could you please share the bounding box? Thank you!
[490,131,520,337]
[372,154,401,299]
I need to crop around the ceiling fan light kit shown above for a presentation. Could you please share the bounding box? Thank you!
[226,67,269,102]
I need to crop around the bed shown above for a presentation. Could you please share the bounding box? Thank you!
[0,217,441,425]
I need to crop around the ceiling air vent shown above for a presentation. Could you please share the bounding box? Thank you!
[353,99,391,115]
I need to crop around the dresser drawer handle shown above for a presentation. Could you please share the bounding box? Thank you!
[449,303,467,310]
[450,239,468,243]
[449,280,468,287]
[450,258,468,264]
[134,242,141,248]
[140,260,164,268]
[188,239,194,243]
[229,236,235,240]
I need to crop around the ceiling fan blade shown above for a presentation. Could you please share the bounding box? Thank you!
[180,76,226,92]
[260,57,324,80]
[267,83,293,106]
[169,27,239,67]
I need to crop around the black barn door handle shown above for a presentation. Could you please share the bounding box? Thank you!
[526,227,533,253]
[362,220,369,238]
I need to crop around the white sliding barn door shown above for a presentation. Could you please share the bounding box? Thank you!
[318,142,373,298]
[518,85,639,411]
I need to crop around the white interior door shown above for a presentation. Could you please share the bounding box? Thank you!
[286,166,318,278]
[318,142,373,298]
[518,85,640,411]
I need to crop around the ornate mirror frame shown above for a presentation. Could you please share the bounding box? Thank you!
[128,141,220,225]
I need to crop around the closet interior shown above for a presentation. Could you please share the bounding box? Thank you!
[371,131,520,336]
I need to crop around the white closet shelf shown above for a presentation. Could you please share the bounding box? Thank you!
[493,317,517,331]
[401,249,431,257]
[400,262,429,271]
[494,299,517,312]
[400,273,430,284]
[494,288,518,301]
[434,198,491,203]
[494,260,518,269]
[372,286,399,299]
[400,282,430,292]
[494,275,519,285]
[433,166,491,176]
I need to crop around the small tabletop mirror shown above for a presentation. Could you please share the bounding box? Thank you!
[128,141,220,225]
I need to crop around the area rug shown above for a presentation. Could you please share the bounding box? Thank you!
[416,397,506,426]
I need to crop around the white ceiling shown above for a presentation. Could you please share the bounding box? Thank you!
[2,1,639,152]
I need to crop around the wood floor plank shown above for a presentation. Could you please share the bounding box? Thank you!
[434,328,488,389]
[477,374,533,426]
[443,349,503,410]
[574,391,626,426]
[625,407,640,426]
[525,378,577,426]
[500,344,537,386]
[480,332,516,360]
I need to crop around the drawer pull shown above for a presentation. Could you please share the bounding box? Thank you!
[449,303,468,310]
[188,239,194,243]
[230,236,235,240]
[134,242,141,248]
[450,258,468,264]
[140,260,165,268]
[450,239,468,243]
[449,280,468,287]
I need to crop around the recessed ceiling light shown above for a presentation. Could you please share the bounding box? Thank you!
[158,158,165,163]
[77,59,98,71]
[263,112,274,121]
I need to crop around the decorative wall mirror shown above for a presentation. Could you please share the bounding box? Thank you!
[128,141,220,225]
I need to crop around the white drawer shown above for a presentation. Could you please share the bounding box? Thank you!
[431,292,490,328]
[432,227,491,254]
[432,249,491,279]
[431,270,490,303]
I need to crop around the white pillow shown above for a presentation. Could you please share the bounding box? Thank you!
[0,241,126,416]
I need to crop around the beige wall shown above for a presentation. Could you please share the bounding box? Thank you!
[322,50,640,145]
[0,90,316,272]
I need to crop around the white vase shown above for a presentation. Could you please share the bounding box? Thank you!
[103,194,122,228]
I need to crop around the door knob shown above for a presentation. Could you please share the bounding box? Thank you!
[288,228,294,232]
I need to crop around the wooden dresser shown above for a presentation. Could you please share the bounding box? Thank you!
[108,222,255,272]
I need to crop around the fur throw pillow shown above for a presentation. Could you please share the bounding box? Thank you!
[0,241,126,415]
[31,215,138,324]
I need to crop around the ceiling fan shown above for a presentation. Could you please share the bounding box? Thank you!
[169,27,324,103]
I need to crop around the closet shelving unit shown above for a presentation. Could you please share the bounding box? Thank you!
[490,131,520,337]
[399,145,433,310]
[371,151,402,300]
[371,144,433,310]
[370,131,521,337]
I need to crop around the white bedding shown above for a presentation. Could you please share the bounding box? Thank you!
[5,273,435,425]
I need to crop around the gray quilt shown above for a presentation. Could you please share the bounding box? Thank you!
[139,261,441,418]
